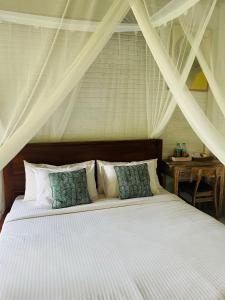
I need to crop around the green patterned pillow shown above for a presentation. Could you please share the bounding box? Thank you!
[48,168,91,209]
[114,163,153,199]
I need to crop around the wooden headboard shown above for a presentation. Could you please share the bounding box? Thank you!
[3,139,162,213]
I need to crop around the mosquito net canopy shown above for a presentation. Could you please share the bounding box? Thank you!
[0,0,224,210]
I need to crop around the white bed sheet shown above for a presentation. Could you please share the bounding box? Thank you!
[5,186,170,222]
[0,192,225,300]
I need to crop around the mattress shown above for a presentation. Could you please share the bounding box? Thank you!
[0,193,225,300]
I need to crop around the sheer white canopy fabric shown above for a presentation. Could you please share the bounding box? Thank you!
[150,0,201,27]
[0,0,130,213]
[206,1,225,138]
[0,0,225,213]
[154,0,225,137]
[0,0,130,170]
[147,0,216,137]
[0,0,211,163]
[148,0,217,137]
[129,0,225,164]
[180,27,225,121]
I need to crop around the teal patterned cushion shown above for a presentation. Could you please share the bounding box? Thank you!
[48,169,91,209]
[114,163,153,199]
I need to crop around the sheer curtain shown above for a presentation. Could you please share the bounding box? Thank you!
[0,0,130,171]
[180,11,225,120]
[129,0,225,164]
[0,0,130,212]
[0,0,216,162]
[145,0,217,137]
[149,0,225,144]
[0,0,225,213]
[206,2,225,139]
[37,2,214,142]
[0,1,72,145]
[0,0,215,151]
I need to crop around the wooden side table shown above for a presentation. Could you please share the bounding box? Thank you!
[161,159,225,216]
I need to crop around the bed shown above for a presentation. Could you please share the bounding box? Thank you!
[1,139,225,300]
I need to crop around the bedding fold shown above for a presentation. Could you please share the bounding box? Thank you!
[5,193,178,223]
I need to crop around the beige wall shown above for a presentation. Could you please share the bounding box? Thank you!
[161,92,208,159]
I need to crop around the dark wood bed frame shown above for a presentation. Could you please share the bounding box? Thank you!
[3,139,162,214]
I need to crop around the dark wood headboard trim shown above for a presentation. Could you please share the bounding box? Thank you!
[3,139,162,213]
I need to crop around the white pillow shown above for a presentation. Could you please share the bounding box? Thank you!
[34,161,97,207]
[96,160,123,193]
[24,160,97,202]
[24,161,46,201]
[101,159,161,198]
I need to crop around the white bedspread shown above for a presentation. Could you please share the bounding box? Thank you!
[0,194,225,300]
